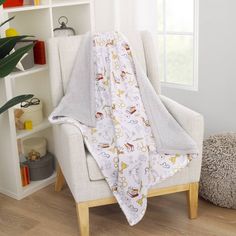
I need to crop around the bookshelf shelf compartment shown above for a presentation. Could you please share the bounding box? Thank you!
[52,3,91,35]
[16,119,51,139]
[21,172,56,199]
[7,8,52,40]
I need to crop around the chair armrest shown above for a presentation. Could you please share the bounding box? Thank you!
[160,95,204,150]
[53,123,91,200]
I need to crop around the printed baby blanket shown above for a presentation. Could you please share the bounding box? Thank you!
[49,32,198,225]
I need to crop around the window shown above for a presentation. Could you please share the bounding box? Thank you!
[157,0,198,90]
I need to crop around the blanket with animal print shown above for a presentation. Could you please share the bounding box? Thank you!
[49,32,197,225]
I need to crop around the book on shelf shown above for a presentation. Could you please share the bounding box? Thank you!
[20,164,30,186]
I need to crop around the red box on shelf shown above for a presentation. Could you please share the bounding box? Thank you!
[33,41,46,65]
[3,0,24,8]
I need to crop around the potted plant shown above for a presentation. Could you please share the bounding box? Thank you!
[0,0,34,114]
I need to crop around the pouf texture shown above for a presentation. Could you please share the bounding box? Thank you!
[199,133,236,209]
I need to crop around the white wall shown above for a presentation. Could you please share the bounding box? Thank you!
[162,0,236,136]
[94,0,236,137]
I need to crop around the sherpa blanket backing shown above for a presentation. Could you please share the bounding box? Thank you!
[49,32,198,225]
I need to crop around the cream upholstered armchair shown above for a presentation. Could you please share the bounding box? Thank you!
[48,31,204,236]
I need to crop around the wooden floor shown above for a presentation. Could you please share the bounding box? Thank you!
[0,185,235,236]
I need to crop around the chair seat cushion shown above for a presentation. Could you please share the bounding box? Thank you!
[86,152,105,181]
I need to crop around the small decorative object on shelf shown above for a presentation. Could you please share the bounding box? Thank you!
[24,120,33,130]
[33,41,46,65]
[20,97,43,127]
[5,28,19,37]
[23,137,47,159]
[54,16,76,37]
[33,0,40,6]
[14,109,24,130]
[28,150,41,161]
[3,0,23,8]
[20,164,30,186]
[14,40,35,70]
[14,98,43,131]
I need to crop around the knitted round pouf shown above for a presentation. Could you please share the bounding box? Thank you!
[199,133,236,209]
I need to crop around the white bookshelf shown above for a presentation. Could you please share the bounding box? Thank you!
[0,0,95,200]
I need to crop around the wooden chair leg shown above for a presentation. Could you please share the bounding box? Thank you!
[186,182,199,219]
[76,202,89,236]
[55,164,65,192]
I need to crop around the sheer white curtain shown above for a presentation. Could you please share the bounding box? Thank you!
[114,0,158,32]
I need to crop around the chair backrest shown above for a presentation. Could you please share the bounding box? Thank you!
[48,31,160,108]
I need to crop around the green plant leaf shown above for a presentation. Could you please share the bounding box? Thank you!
[0,43,34,78]
[0,16,15,28]
[0,0,6,6]
[0,94,34,114]
[0,35,32,59]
